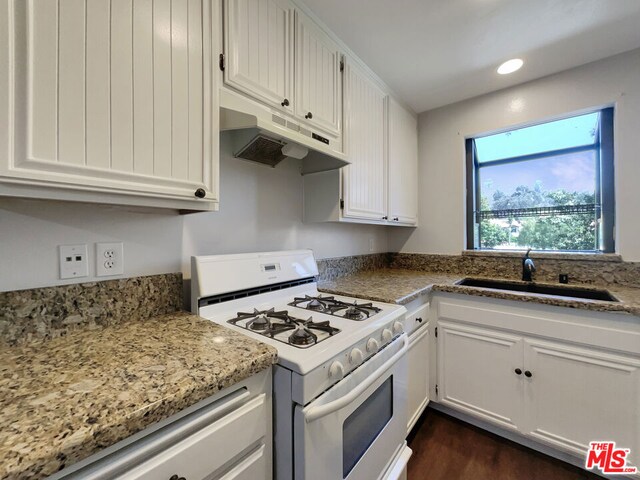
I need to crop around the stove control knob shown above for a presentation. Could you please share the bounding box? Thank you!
[366,338,380,353]
[393,321,404,335]
[381,328,393,343]
[329,361,345,379]
[349,348,364,365]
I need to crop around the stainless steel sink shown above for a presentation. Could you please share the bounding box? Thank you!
[455,278,618,302]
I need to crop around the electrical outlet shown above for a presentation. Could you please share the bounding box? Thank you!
[59,244,89,279]
[369,238,375,253]
[96,242,124,277]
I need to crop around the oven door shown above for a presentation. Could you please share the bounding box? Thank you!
[294,334,408,480]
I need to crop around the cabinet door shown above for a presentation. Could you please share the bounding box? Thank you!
[523,339,640,464]
[342,59,387,221]
[2,0,217,208]
[437,321,524,431]
[224,0,293,112]
[407,323,430,434]
[388,98,418,225]
[294,9,342,136]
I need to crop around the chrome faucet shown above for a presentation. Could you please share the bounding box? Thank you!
[522,249,536,282]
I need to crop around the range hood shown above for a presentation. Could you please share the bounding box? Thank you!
[220,89,349,174]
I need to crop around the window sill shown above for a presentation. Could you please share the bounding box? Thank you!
[462,250,622,262]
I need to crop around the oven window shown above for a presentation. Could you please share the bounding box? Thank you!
[342,377,393,478]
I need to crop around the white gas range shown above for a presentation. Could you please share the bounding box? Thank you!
[191,250,412,480]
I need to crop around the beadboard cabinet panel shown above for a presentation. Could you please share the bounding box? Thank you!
[1,0,218,210]
[86,0,112,171]
[294,9,342,137]
[342,59,387,221]
[224,0,293,112]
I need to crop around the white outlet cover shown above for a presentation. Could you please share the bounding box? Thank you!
[96,242,124,277]
[59,244,89,280]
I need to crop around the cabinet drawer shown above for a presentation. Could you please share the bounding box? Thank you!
[404,304,429,336]
[122,394,267,480]
[220,444,267,480]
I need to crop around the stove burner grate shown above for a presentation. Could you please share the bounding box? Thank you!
[227,309,340,348]
[289,296,382,320]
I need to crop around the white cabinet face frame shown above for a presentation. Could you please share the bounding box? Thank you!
[293,8,342,137]
[223,0,294,113]
[407,322,430,434]
[2,0,218,207]
[342,57,388,221]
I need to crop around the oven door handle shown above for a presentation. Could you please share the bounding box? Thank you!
[304,334,408,423]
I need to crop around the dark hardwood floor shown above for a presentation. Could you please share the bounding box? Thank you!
[407,408,602,480]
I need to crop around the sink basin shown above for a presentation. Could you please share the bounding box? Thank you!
[455,278,618,302]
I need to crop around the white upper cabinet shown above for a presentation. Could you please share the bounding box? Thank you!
[224,0,294,112]
[388,98,418,225]
[293,9,342,137]
[342,59,387,221]
[1,0,218,210]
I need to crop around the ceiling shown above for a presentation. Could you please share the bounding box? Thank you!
[300,0,640,113]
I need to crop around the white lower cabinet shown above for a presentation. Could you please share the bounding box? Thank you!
[122,395,268,480]
[523,339,640,458]
[437,322,523,432]
[434,295,640,468]
[54,370,272,480]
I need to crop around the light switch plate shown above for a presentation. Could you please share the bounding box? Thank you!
[59,244,89,279]
[96,242,124,277]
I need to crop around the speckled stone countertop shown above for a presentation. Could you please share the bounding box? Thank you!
[319,269,461,304]
[0,311,277,480]
[318,268,640,316]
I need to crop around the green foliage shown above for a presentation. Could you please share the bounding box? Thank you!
[492,182,547,210]
[516,216,596,250]
[480,220,509,248]
[480,187,597,251]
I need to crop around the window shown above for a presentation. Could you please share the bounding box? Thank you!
[466,108,614,252]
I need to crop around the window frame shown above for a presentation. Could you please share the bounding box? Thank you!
[465,107,615,253]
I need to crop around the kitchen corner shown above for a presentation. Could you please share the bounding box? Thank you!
[318,253,640,314]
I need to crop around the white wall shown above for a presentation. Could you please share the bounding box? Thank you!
[181,136,389,277]
[0,136,388,292]
[389,48,640,261]
[0,199,184,291]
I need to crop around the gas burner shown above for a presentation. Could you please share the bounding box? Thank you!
[329,301,382,320]
[227,310,340,348]
[343,305,364,319]
[289,326,317,346]
[289,295,336,312]
[229,308,293,331]
[249,314,270,330]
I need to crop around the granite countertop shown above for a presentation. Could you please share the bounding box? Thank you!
[318,268,640,316]
[0,311,278,480]
[319,269,461,305]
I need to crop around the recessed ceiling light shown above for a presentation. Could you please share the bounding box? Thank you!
[497,58,524,75]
